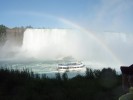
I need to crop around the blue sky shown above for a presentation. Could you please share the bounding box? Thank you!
[0,0,133,33]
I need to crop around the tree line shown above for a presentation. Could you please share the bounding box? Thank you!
[0,67,124,100]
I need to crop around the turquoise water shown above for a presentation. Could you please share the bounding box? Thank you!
[0,60,87,78]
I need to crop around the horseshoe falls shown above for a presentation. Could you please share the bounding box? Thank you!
[22,29,83,60]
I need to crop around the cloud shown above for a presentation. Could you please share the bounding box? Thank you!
[90,0,133,32]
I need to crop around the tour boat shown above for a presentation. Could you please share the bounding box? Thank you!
[57,61,86,72]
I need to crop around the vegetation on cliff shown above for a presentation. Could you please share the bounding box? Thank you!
[0,24,7,45]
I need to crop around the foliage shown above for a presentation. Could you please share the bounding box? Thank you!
[0,24,7,45]
[0,67,123,100]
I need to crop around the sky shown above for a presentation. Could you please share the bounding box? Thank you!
[0,0,133,33]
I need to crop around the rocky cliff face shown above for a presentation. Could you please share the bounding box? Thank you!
[6,28,25,46]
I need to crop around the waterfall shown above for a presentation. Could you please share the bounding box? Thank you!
[1,28,132,68]
[21,29,122,67]
[22,29,83,60]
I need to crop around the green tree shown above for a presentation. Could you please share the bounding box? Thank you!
[85,68,95,79]
[99,68,117,89]
[0,24,7,45]
[62,72,68,81]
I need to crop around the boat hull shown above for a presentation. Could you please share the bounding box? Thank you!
[57,63,86,72]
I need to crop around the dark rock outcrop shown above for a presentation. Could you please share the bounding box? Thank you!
[6,28,26,46]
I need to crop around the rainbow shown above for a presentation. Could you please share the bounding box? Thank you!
[58,17,123,66]
[14,11,123,66]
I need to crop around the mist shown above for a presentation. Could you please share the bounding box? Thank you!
[96,32,133,66]
[0,28,132,71]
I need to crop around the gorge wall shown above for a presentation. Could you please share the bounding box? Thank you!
[6,28,25,46]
